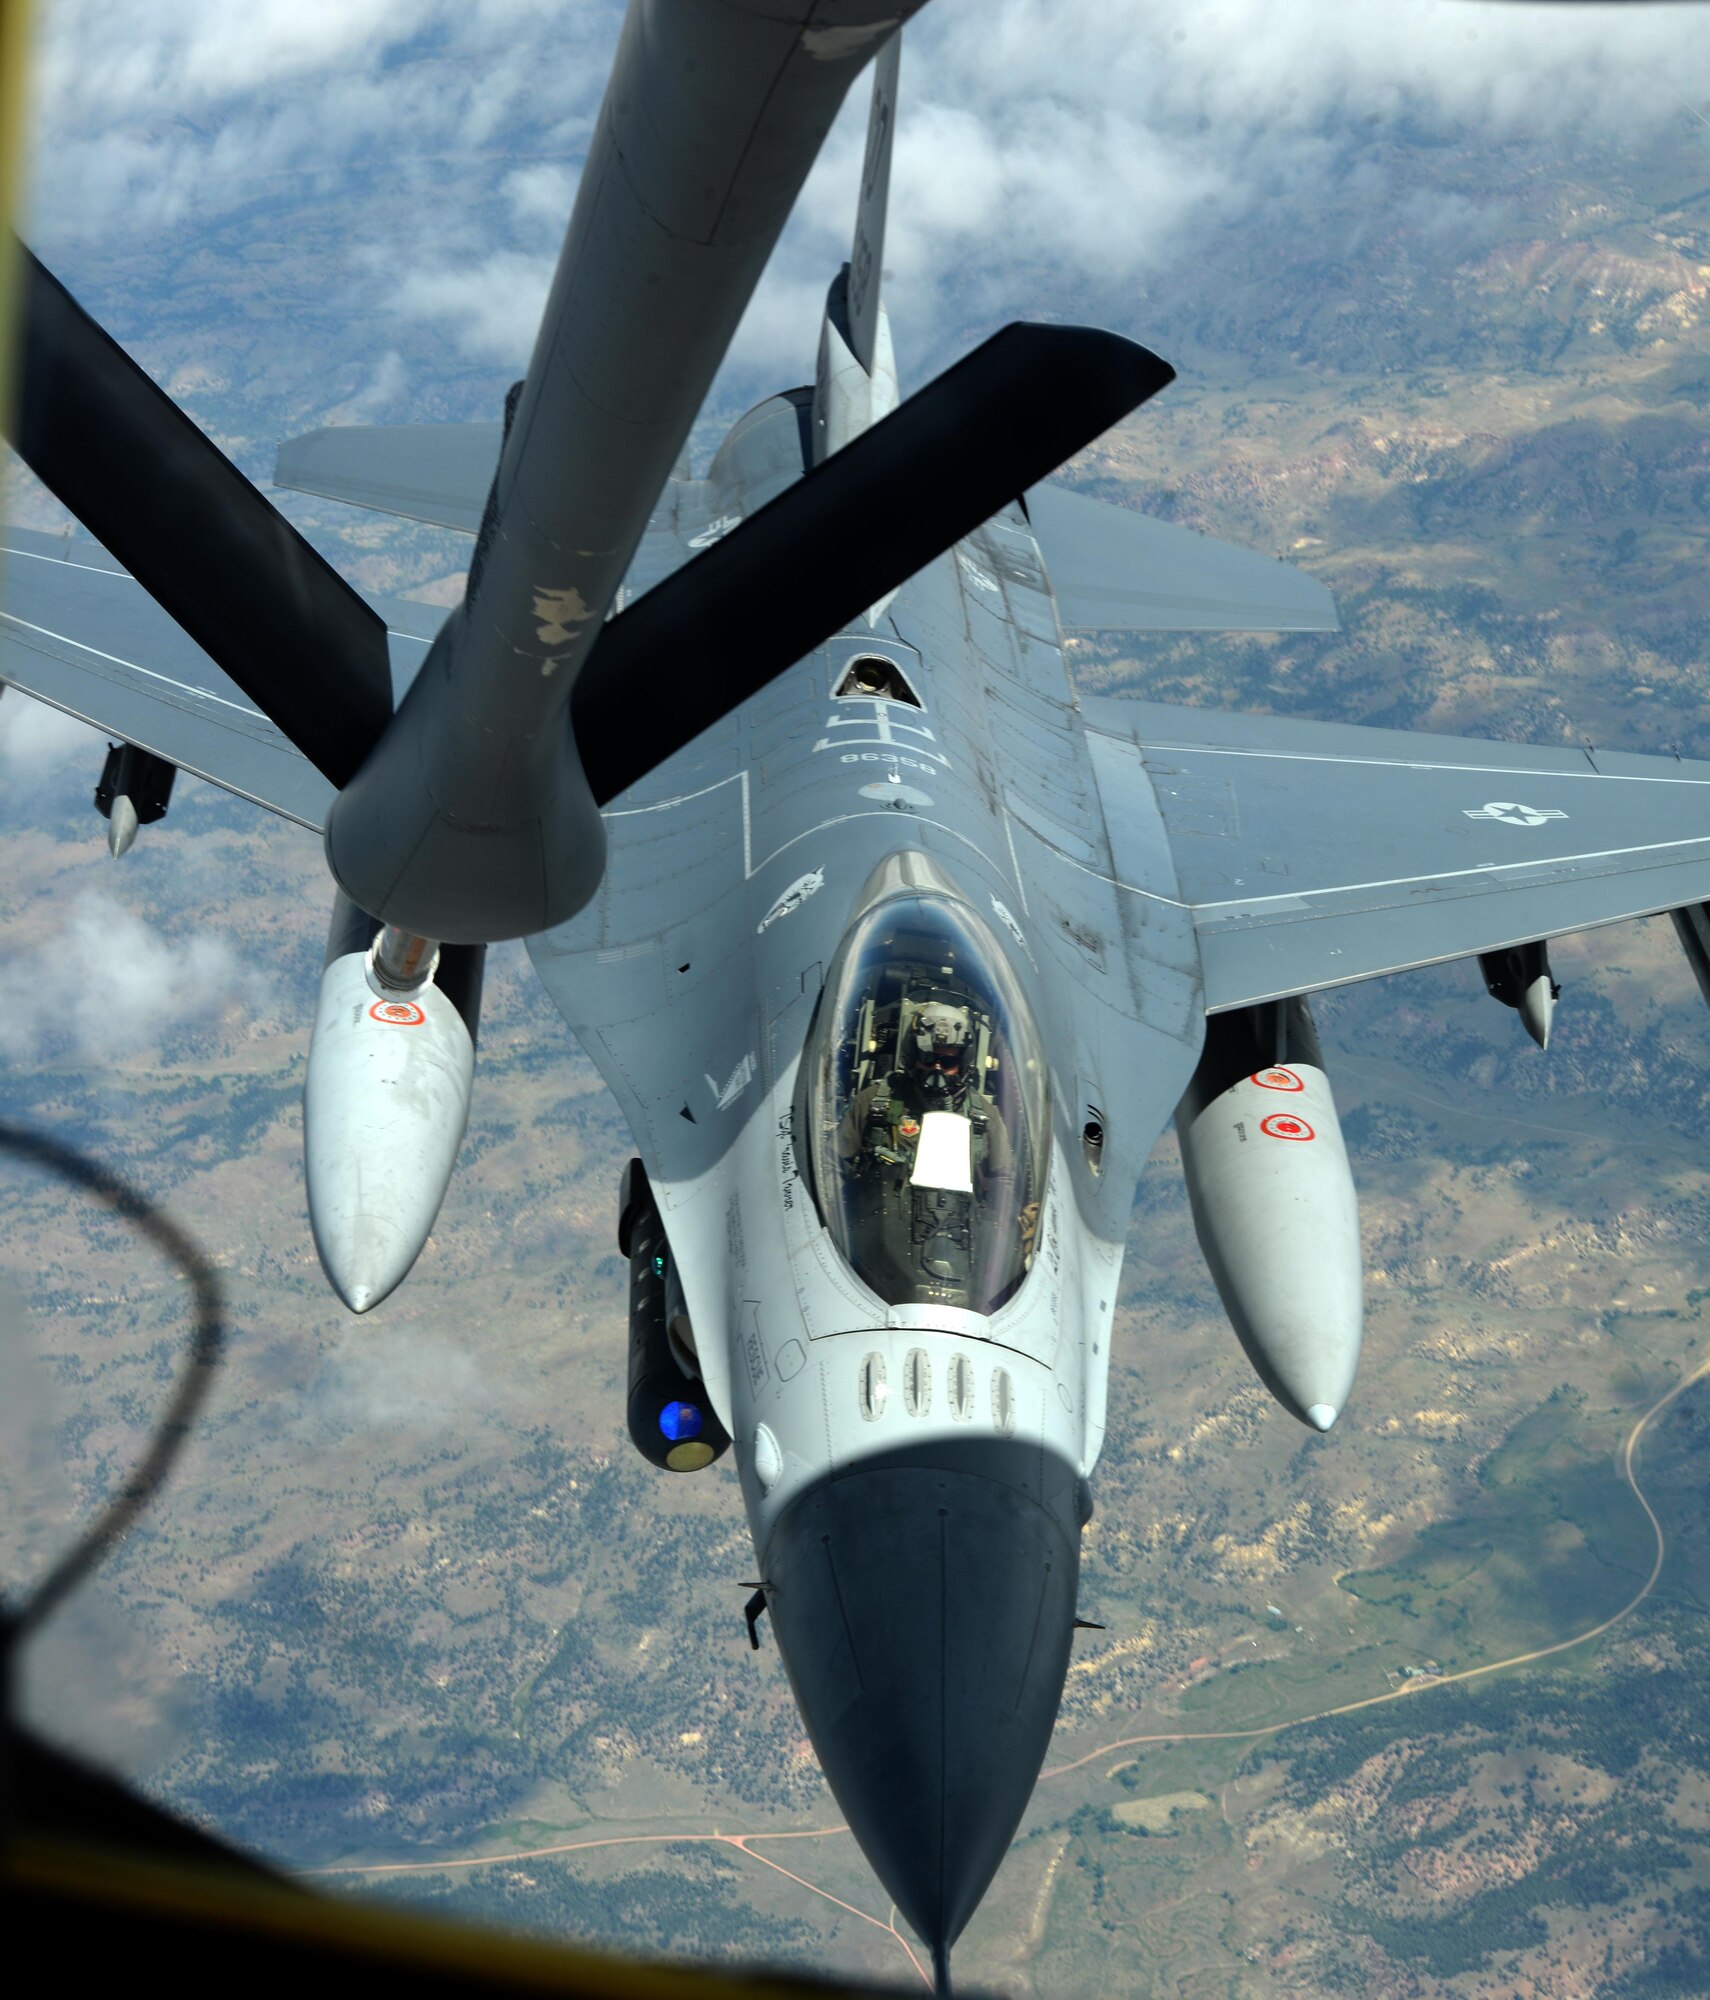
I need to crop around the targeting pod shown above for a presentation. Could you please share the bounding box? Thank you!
[618,1159,730,1473]
[304,893,486,1313]
[1176,998,1362,1432]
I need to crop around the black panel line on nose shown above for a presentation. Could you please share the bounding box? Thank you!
[820,1534,866,1695]
[1016,1559,1052,1715]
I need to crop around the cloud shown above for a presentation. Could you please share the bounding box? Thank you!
[16,1,1710,402]
[925,0,1697,140]
[0,691,100,806]
[311,1318,506,1431]
[24,1,610,244]
[714,0,1708,390]
[503,162,578,229]
[37,0,424,109]
[318,347,410,426]
[388,249,558,366]
[0,890,270,1062]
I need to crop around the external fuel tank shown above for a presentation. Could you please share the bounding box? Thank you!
[303,893,486,1313]
[1176,997,1362,1430]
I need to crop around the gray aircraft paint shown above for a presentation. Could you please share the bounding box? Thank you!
[324,0,924,944]
[18,373,1710,1981]
[528,394,1201,1946]
[529,390,1182,1340]
[304,950,477,1315]
[811,37,901,488]
[14,4,1710,1975]
[274,422,503,535]
[844,31,898,378]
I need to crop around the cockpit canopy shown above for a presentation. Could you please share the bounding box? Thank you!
[805,894,1050,1315]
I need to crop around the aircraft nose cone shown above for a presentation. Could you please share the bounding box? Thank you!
[763,1450,1081,1962]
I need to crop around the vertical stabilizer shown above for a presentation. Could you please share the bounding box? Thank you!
[813,32,901,470]
[847,30,898,377]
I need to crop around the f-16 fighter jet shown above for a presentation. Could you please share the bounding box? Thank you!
[9,3,1710,1989]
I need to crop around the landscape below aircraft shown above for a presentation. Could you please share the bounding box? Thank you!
[7,1,1710,1989]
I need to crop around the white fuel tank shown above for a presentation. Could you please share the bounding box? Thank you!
[1177,1003,1362,1430]
[304,948,476,1313]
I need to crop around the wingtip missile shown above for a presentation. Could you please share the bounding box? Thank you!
[106,795,139,859]
[1520,974,1555,1051]
[93,740,175,857]
[1480,941,1558,1051]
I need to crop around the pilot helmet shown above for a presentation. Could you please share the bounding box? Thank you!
[909,1000,972,1093]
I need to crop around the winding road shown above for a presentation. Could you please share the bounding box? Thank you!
[311,1354,1710,1988]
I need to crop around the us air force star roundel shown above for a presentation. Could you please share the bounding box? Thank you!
[1463,801,1569,827]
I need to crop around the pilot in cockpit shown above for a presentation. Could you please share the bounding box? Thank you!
[836,996,1014,1185]
[833,991,1023,1300]
[811,903,1045,1312]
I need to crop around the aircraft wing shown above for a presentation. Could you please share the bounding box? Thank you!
[274,423,502,534]
[0,527,447,831]
[1080,694,1710,1011]
[1025,482,1338,633]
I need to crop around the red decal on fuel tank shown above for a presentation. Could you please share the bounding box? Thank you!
[1260,1113,1314,1141]
[1252,1067,1304,1091]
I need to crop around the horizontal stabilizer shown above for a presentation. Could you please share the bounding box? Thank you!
[1025,481,1338,633]
[1,525,450,831]
[8,242,393,786]
[274,423,503,535]
[574,321,1174,805]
